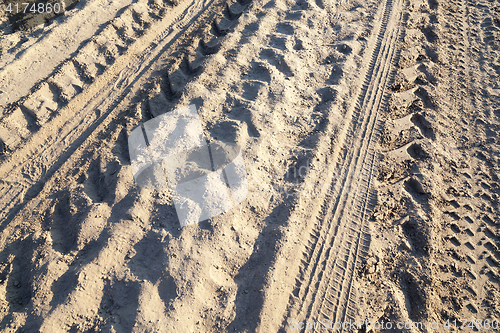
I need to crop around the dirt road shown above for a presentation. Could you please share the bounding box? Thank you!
[0,0,498,331]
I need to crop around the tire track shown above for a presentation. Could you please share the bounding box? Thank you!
[0,0,249,244]
[0,0,252,327]
[0,0,177,157]
[278,0,404,330]
[436,0,500,321]
[0,0,402,329]
[368,0,499,325]
[0,0,243,157]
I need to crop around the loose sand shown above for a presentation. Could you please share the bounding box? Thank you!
[0,0,499,331]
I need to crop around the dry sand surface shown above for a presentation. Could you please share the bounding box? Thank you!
[0,0,499,331]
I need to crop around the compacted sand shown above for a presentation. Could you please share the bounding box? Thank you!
[0,0,499,331]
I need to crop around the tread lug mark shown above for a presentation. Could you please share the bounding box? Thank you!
[5,240,34,311]
[84,158,110,203]
[227,1,246,18]
[96,25,129,56]
[215,17,238,35]
[187,50,206,73]
[0,121,26,154]
[132,4,153,29]
[47,196,72,253]
[2,108,33,138]
[201,36,223,54]
[111,16,139,44]
[74,41,109,81]
[0,138,6,155]
[167,67,189,98]
[48,63,85,104]
[21,82,59,126]
[148,90,171,117]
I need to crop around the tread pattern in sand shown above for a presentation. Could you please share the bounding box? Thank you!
[0,0,175,159]
[358,0,500,327]
[0,0,254,330]
[277,0,404,330]
[435,0,500,321]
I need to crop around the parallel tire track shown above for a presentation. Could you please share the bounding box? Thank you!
[0,0,250,240]
[0,0,252,329]
[0,0,248,160]
[279,0,404,330]
[0,0,164,130]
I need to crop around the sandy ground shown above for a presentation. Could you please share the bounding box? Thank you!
[0,0,499,331]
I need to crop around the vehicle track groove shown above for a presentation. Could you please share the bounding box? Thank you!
[0,0,246,240]
[277,0,404,330]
